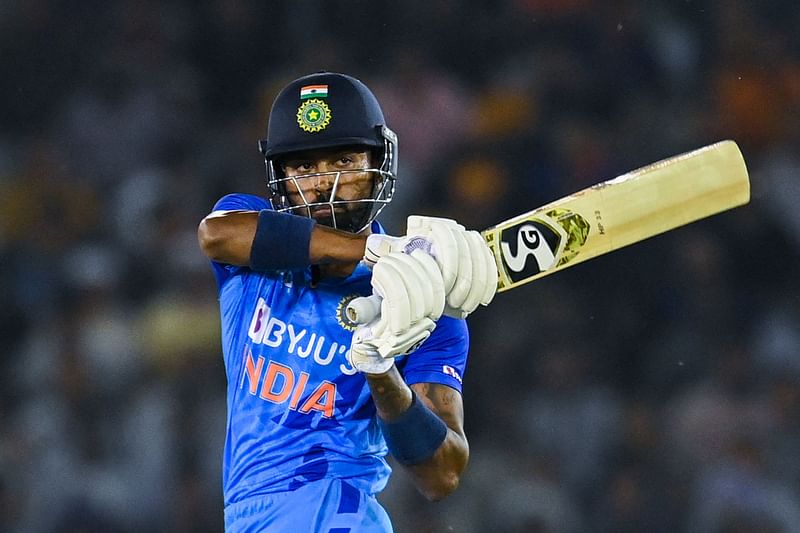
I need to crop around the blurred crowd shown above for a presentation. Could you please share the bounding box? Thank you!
[2,1,799,532]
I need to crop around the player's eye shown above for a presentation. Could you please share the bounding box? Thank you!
[284,162,315,174]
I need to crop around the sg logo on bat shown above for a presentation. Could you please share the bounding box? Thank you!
[498,217,566,283]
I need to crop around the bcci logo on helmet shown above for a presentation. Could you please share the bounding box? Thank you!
[297,99,331,133]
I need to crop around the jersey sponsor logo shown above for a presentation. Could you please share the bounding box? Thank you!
[499,221,561,280]
[248,298,357,376]
[442,365,462,384]
[296,98,331,133]
[241,353,336,418]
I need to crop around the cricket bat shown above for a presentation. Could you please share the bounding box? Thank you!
[485,139,750,292]
[346,140,749,322]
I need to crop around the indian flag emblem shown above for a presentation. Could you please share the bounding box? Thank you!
[300,85,329,99]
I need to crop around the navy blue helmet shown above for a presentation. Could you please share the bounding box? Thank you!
[259,72,398,233]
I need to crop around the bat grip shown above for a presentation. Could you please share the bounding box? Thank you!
[345,294,382,325]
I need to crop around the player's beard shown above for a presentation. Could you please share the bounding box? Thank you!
[281,170,382,233]
[308,202,372,233]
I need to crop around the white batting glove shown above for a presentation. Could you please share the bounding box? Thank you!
[349,250,445,329]
[347,251,444,374]
[364,216,498,318]
[348,316,436,374]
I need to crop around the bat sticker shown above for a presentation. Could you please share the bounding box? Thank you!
[498,216,566,282]
[545,208,591,266]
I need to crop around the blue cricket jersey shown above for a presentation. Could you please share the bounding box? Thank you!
[208,194,470,508]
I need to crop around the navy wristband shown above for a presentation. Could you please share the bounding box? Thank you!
[250,210,316,271]
[378,391,448,466]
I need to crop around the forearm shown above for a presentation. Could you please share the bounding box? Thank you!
[366,370,469,501]
[310,224,369,265]
[197,210,367,267]
[366,366,413,418]
[404,382,469,501]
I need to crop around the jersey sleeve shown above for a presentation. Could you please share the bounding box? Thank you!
[206,193,272,289]
[211,193,271,214]
[400,316,469,393]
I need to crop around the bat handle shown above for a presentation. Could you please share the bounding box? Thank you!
[345,294,382,325]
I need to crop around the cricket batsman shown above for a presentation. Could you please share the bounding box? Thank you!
[197,71,496,532]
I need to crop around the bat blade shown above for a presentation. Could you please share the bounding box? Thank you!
[482,140,750,292]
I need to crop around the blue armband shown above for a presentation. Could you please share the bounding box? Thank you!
[250,210,316,271]
[378,391,448,466]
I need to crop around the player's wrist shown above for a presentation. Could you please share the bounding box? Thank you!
[363,233,434,267]
[378,390,448,466]
[250,210,316,271]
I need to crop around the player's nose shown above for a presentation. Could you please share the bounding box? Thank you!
[312,172,335,192]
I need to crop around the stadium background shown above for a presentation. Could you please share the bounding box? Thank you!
[2,1,800,531]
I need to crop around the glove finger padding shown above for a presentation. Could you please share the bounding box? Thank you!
[424,221,460,294]
[406,215,498,318]
[407,216,473,307]
[371,252,445,335]
[441,231,497,318]
[408,249,445,320]
[349,315,437,373]
[349,320,394,374]
[371,256,414,334]
[386,253,437,324]
[376,317,436,358]
[407,216,463,293]
[443,227,474,311]
[459,230,495,313]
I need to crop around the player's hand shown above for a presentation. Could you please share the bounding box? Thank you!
[346,251,444,374]
[348,316,436,374]
[364,216,498,318]
[363,249,445,330]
